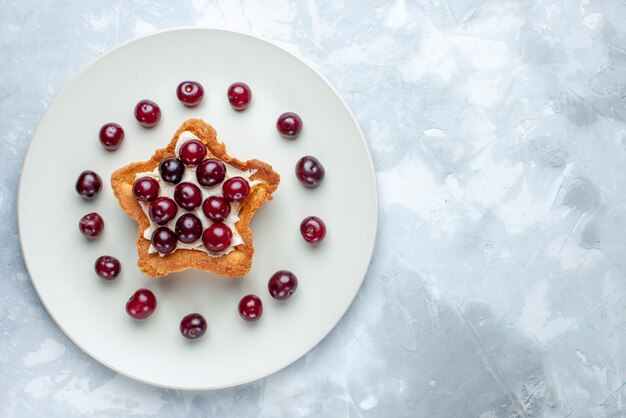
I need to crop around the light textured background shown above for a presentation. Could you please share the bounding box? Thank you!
[2,1,626,417]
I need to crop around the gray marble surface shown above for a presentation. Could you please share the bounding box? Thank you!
[2,0,626,417]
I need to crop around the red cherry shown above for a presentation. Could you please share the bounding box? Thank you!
[174,182,202,210]
[79,213,104,239]
[176,81,204,107]
[202,223,232,252]
[149,197,178,225]
[179,139,207,166]
[94,256,121,281]
[300,216,326,245]
[175,214,203,243]
[295,156,325,188]
[268,270,298,300]
[125,288,157,320]
[75,170,102,199]
[202,196,231,222]
[132,177,160,202]
[222,177,250,202]
[276,112,303,139]
[151,227,177,254]
[196,158,226,187]
[227,82,252,110]
[99,123,124,150]
[180,313,207,339]
[238,294,263,322]
[159,158,185,184]
[134,99,161,128]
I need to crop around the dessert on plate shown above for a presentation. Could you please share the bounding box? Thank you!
[111,118,280,278]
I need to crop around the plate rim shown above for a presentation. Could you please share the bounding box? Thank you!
[17,26,379,390]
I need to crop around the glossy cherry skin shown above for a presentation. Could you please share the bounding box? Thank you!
[99,123,124,150]
[151,227,177,254]
[268,270,298,300]
[125,288,157,320]
[202,196,231,222]
[202,223,232,253]
[222,177,250,202]
[149,197,178,225]
[159,157,185,184]
[196,158,226,187]
[79,213,104,239]
[175,213,203,243]
[276,112,303,139]
[176,81,204,107]
[300,216,326,245]
[134,99,161,128]
[75,170,102,199]
[296,156,325,188]
[227,82,252,110]
[132,177,160,202]
[179,139,207,166]
[238,294,263,322]
[180,313,207,339]
[174,182,202,210]
[94,255,121,281]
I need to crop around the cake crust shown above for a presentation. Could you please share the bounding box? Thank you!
[110,118,280,278]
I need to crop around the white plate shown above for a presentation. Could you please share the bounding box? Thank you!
[18,28,377,390]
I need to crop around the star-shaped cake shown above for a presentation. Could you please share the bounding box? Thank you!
[110,118,280,278]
